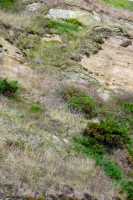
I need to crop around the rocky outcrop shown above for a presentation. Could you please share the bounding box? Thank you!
[45,9,101,26]
[81,35,133,91]
[0,37,30,79]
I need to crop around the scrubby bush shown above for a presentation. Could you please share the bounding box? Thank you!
[74,119,132,156]
[0,78,19,96]
[124,102,133,113]
[83,119,131,150]
[62,87,87,100]
[62,87,95,117]
[68,96,95,117]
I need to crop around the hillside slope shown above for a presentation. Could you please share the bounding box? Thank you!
[0,1,133,200]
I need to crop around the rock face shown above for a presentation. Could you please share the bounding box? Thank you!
[81,35,133,91]
[45,9,101,26]
[0,37,29,79]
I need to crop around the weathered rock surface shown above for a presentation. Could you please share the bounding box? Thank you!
[45,9,102,26]
[81,35,133,91]
[0,37,30,79]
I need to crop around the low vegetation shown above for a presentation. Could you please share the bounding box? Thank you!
[0,0,15,10]
[62,87,96,118]
[101,0,133,11]
[0,0,133,199]
[0,78,19,96]
[30,104,43,111]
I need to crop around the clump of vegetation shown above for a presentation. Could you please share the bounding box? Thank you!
[0,0,15,10]
[121,180,133,200]
[123,102,133,113]
[74,119,132,163]
[120,40,132,47]
[62,87,88,100]
[66,18,83,26]
[83,119,131,149]
[74,118,132,155]
[101,0,133,11]
[30,104,43,112]
[49,18,84,36]
[62,87,95,118]
[74,136,123,179]
[0,78,19,96]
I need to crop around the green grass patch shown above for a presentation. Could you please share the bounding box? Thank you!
[73,137,123,180]
[121,179,133,200]
[49,19,83,36]
[0,0,15,10]
[30,104,43,112]
[73,116,133,196]
[100,0,133,11]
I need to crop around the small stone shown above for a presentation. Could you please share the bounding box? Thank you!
[26,3,41,11]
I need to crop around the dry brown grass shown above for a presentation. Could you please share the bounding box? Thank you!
[0,53,121,198]
[0,102,120,198]
[0,9,33,29]
[0,1,131,198]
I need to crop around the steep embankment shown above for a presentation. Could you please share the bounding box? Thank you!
[0,1,133,200]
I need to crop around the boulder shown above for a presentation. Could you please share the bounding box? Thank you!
[45,9,102,26]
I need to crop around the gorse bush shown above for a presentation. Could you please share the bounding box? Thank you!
[68,96,95,116]
[62,87,95,117]
[74,119,132,156]
[0,78,19,96]
[83,119,131,150]
[62,87,87,100]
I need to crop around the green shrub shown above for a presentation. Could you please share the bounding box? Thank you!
[124,102,133,113]
[62,87,87,100]
[62,87,95,116]
[30,104,42,112]
[68,96,95,114]
[83,119,131,150]
[0,78,19,96]
[75,119,132,156]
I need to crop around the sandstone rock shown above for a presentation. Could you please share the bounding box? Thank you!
[44,9,102,26]
[0,37,31,79]
[81,35,133,91]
